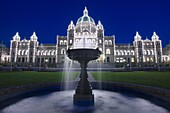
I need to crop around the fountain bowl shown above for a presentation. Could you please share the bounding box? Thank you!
[67,48,101,63]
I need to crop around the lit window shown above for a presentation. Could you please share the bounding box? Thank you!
[61,49,65,54]
[105,40,108,45]
[60,40,63,45]
[64,40,67,45]
[106,49,110,54]
[109,40,112,45]
[70,40,72,44]
[131,58,134,62]
[99,40,102,43]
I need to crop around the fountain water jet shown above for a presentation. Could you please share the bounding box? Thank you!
[62,54,73,90]
[67,48,101,106]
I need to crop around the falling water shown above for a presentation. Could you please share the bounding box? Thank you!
[61,54,73,90]
[97,62,102,89]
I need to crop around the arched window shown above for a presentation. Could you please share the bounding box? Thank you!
[124,50,127,55]
[80,39,83,43]
[60,40,63,45]
[116,52,118,55]
[64,40,67,45]
[61,49,65,55]
[150,50,153,55]
[51,50,55,55]
[44,50,48,56]
[109,40,112,45]
[47,50,51,55]
[92,39,95,43]
[106,49,110,54]
[37,50,40,56]
[87,39,92,43]
[117,50,120,55]
[22,50,25,55]
[76,39,79,43]
[25,50,28,55]
[146,50,150,55]
[18,50,21,55]
[41,50,44,56]
[131,51,134,55]
[120,50,123,55]
[105,40,108,45]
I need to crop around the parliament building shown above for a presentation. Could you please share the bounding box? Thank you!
[6,7,170,68]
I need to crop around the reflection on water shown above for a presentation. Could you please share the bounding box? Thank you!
[0,90,169,113]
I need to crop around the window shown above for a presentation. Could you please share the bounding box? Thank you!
[18,50,21,55]
[107,57,110,62]
[92,39,95,43]
[51,50,55,55]
[18,58,21,62]
[105,40,108,45]
[70,40,72,44]
[61,49,65,54]
[53,58,55,63]
[64,40,67,45]
[22,57,25,63]
[106,49,110,54]
[99,40,102,43]
[109,40,112,45]
[131,58,134,62]
[60,40,63,45]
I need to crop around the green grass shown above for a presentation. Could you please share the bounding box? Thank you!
[91,71,170,89]
[0,71,79,88]
[0,71,170,90]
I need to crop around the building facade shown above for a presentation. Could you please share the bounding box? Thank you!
[7,7,169,68]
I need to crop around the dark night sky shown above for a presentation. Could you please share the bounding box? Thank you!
[0,0,170,47]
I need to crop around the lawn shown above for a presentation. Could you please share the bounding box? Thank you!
[91,71,170,89]
[0,71,79,88]
[0,71,170,90]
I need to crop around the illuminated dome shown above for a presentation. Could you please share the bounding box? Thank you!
[76,7,95,25]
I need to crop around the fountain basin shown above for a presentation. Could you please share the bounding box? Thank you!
[0,86,170,113]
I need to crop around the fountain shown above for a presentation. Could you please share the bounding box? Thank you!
[67,48,101,106]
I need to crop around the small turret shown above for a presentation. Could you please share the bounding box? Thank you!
[97,20,104,29]
[134,31,142,40]
[152,31,159,41]
[30,32,38,41]
[68,20,75,29]
[13,32,21,41]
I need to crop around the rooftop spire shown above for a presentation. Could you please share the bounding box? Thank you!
[153,31,156,35]
[16,32,19,36]
[33,31,36,36]
[83,6,88,16]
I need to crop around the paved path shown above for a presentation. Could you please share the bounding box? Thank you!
[74,72,96,82]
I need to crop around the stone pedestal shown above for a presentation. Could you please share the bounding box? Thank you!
[73,62,94,106]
